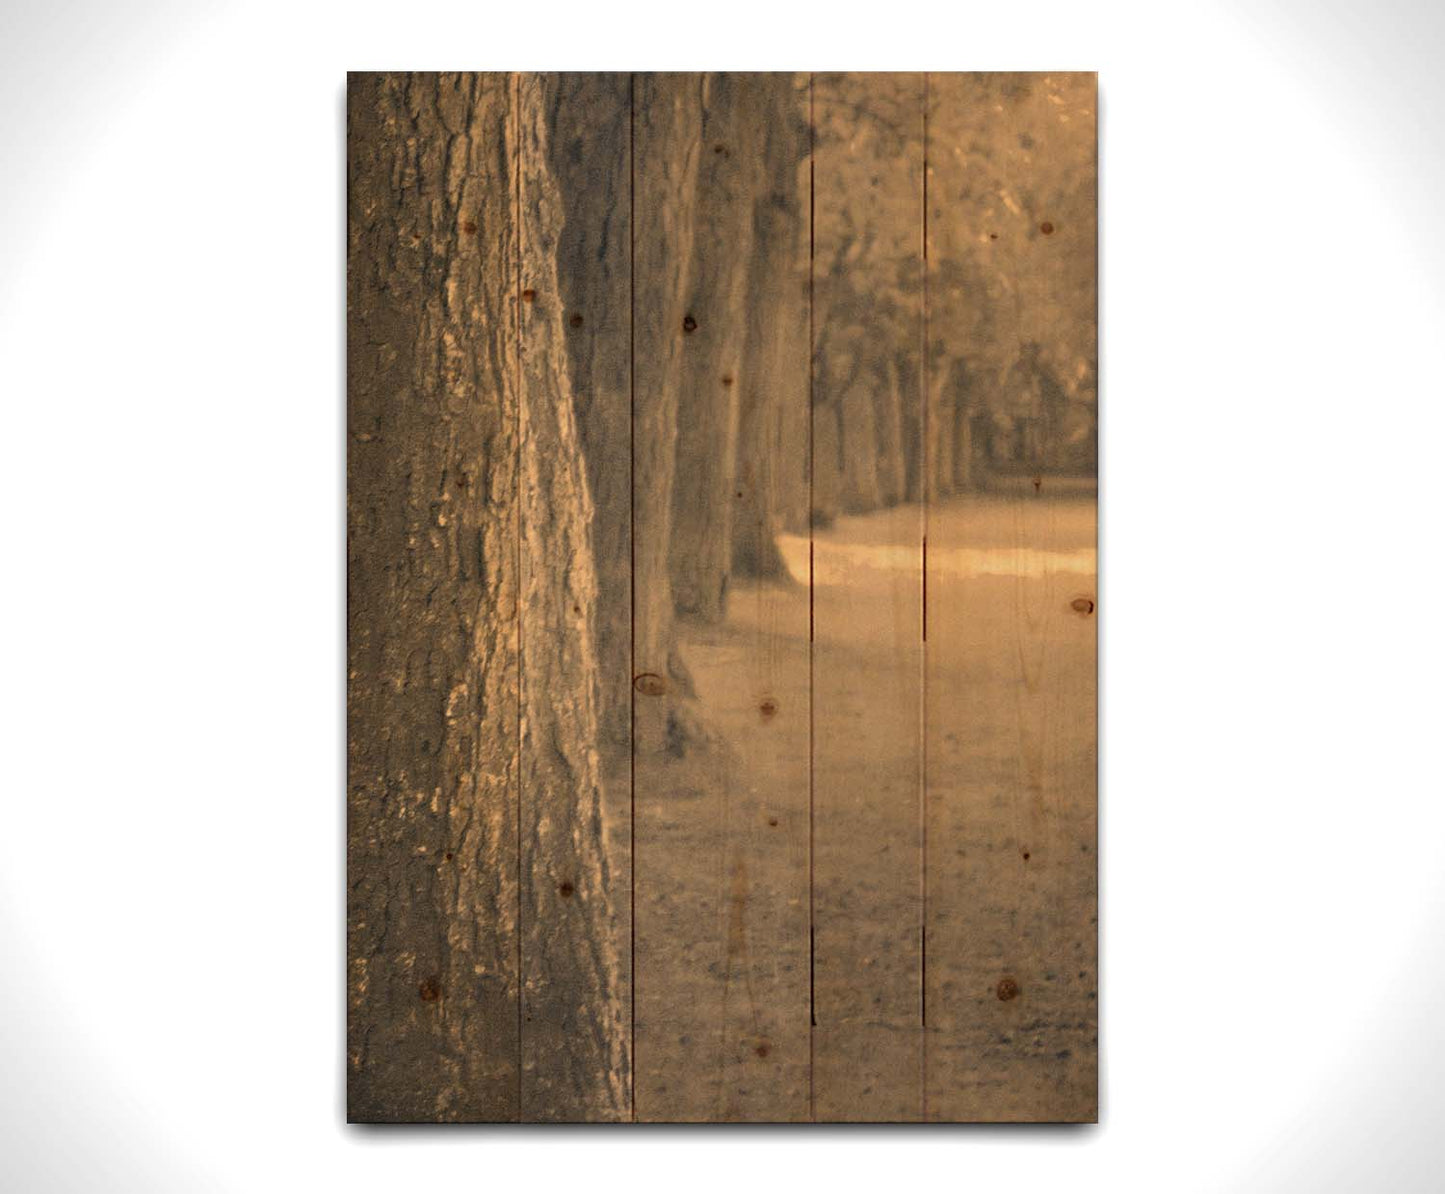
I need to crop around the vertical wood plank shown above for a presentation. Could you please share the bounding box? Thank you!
[629,70,703,1121]
[923,71,1098,1122]
[541,68,636,1120]
[347,71,521,1122]
[701,72,812,1122]
[515,72,632,1122]
[631,72,812,1121]
[810,71,927,1122]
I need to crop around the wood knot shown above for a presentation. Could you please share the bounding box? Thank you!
[714,143,728,155]
[418,976,442,1003]
[996,977,1020,1002]
[633,672,666,697]
[521,288,536,303]
[1032,475,1043,493]
[682,313,698,334]
[558,880,575,898]
[753,1040,771,1058]
[1040,221,1054,235]
[1021,851,1030,861]
[1071,597,1095,616]
[721,374,733,386]
[767,817,779,827]
[461,220,477,235]
[569,313,584,328]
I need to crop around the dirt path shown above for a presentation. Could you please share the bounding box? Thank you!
[604,494,1096,1119]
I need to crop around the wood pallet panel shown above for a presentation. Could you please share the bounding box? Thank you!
[347,70,1097,1123]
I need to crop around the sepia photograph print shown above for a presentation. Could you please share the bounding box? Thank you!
[348,71,1097,1123]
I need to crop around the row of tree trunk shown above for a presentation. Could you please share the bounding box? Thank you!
[348,70,1093,1121]
[347,70,816,1123]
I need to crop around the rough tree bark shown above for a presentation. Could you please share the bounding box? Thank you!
[516,74,630,1122]
[348,71,625,1123]
[544,74,634,753]
[632,73,704,752]
[666,74,756,623]
[347,72,521,1123]
[731,74,810,580]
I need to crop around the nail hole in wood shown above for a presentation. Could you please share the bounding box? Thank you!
[996,977,1020,1002]
[461,220,477,235]
[1040,221,1054,235]
[569,313,584,328]
[558,880,575,898]
[419,977,442,1002]
[682,313,698,334]
[759,697,778,720]
[521,288,536,302]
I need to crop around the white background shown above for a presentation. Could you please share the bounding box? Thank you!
[2,1,1443,1189]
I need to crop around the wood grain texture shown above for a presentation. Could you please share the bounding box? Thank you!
[632,73,812,1122]
[628,70,706,1121]
[923,72,1098,1122]
[347,72,521,1123]
[517,73,629,1121]
[541,78,635,1101]
[348,71,1096,1123]
[811,71,927,1122]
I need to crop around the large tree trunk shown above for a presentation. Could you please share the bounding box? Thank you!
[632,74,704,752]
[516,74,629,1121]
[732,74,810,579]
[667,74,755,623]
[544,74,634,753]
[348,71,625,1123]
[347,72,521,1124]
